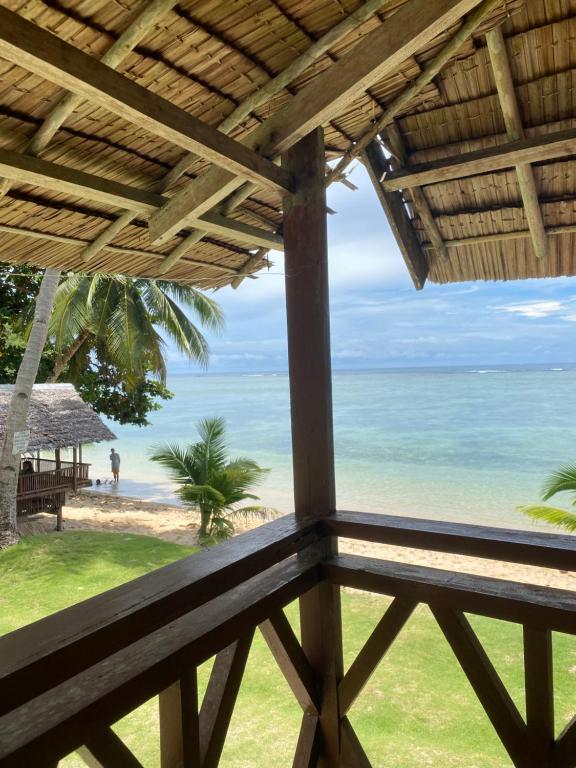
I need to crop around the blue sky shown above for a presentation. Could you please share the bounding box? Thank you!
[169,163,576,373]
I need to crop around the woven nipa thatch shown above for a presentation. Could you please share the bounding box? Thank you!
[0,384,116,451]
[0,0,573,289]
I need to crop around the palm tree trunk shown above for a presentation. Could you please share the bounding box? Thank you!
[0,268,61,547]
[199,508,211,538]
[48,330,91,382]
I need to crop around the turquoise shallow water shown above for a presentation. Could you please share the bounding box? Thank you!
[76,366,576,529]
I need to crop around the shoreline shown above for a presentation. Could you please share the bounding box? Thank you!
[18,490,576,591]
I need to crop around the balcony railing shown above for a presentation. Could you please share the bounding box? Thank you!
[0,512,575,767]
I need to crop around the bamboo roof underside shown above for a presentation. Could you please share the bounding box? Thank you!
[0,0,573,288]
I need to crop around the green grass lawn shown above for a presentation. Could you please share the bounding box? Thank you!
[1,531,575,767]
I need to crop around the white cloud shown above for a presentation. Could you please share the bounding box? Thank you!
[496,300,565,318]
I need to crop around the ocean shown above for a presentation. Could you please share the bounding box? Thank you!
[77,365,576,530]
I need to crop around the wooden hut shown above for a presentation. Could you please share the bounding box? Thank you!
[0,1,575,766]
[0,384,116,530]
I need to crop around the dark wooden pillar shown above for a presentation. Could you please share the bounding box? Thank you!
[283,128,343,767]
[72,445,78,492]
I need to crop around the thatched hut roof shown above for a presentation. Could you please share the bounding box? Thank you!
[0,384,116,451]
[0,1,573,288]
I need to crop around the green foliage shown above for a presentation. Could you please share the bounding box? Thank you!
[74,355,173,427]
[519,463,576,533]
[518,504,576,533]
[0,263,55,383]
[150,417,272,539]
[1,265,223,427]
[49,274,224,384]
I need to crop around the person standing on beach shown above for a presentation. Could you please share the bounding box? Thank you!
[110,448,120,483]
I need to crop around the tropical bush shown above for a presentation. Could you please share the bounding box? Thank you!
[150,417,273,539]
[518,464,576,533]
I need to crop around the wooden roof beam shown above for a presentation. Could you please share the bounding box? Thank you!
[0,224,243,276]
[362,141,428,290]
[421,222,576,251]
[76,0,390,270]
[0,149,283,252]
[382,126,576,190]
[384,123,448,262]
[0,0,181,200]
[486,27,547,259]
[0,8,293,195]
[148,0,485,244]
[326,0,506,187]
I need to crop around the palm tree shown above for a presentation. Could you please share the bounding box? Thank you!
[150,417,271,539]
[518,464,576,533]
[0,268,61,546]
[46,275,223,384]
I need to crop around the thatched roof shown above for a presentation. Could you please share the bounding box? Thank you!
[0,1,572,288]
[0,384,116,451]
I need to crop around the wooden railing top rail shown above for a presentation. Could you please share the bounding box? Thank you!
[0,515,321,714]
[324,554,576,634]
[0,554,321,768]
[20,459,91,469]
[326,510,576,571]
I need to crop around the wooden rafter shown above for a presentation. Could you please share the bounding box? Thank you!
[28,0,181,157]
[486,26,548,259]
[0,149,282,252]
[362,142,429,290]
[384,123,448,262]
[0,223,244,276]
[0,8,293,195]
[421,222,576,253]
[382,126,576,190]
[0,0,180,199]
[77,0,392,270]
[327,0,505,187]
[149,0,485,244]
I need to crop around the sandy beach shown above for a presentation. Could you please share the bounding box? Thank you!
[18,490,576,592]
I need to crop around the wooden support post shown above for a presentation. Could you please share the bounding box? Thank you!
[159,669,200,768]
[78,727,144,767]
[72,445,78,493]
[362,142,428,290]
[283,128,344,767]
[523,627,554,766]
[199,634,254,768]
[384,123,448,263]
[486,27,547,259]
[433,608,532,768]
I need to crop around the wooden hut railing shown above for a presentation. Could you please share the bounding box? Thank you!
[0,512,575,768]
[17,460,90,500]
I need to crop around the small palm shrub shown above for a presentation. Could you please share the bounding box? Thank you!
[150,417,273,539]
[518,464,576,533]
